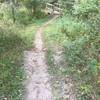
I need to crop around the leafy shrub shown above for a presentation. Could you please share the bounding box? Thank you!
[16,7,32,25]
[59,16,89,39]
[0,3,12,21]
[34,10,46,19]
[0,3,33,25]
[73,0,99,18]
[59,0,100,99]
[0,22,25,100]
[63,33,100,99]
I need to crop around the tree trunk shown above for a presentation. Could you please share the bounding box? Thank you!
[10,0,16,23]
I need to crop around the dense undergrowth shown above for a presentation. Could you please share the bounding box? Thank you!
[45,0,100,99]
[0,20,37,99]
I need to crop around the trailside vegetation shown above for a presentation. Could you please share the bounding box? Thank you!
[45,0,100,99]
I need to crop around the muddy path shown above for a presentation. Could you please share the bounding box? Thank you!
[24,16,58,100]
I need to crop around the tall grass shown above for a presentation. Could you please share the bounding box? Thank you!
[0,21,37,99]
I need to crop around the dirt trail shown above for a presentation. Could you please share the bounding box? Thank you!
[24,16,58,100]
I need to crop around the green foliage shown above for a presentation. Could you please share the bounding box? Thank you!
[0,20,37,99]
[0,3,30,24]
[16,7,32,25]
[0,22,25,100]
[59,16,89,39]
[73,0,99,17]
[34,10,47,19]
[89,59,98,76]
[44,0,100,99]
[0,1,49,23]
[61,0,100,99]
[23,0,47,17]
[0,3,12,21]
[78,84,93,100]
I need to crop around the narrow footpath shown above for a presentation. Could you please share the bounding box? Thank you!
[24,17,57,100]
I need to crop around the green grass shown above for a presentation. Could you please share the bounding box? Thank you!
[44,18,67,47]
[44,18,67,75]
[32,16,52,26]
